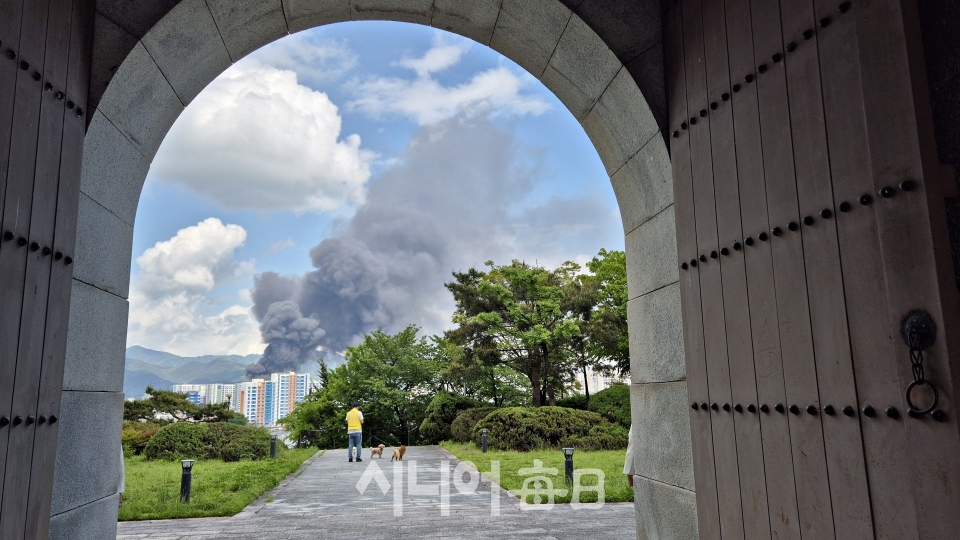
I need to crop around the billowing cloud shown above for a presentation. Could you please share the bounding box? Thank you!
[347,36,549,124]
[247,114,621,371]
[128,219,262,357]
[150,60,374,213]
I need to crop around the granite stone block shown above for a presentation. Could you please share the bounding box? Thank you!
[582,67,660,176]
[207,0,289,61]
[96,41,183,160]
[80,111,149,227]
[630,381,694,489]
[626,205,678,300]
[72,193,134,299]
[628,283,685,383]
[633,475,698,540]
[490,0,571,77]
[611,135,673,235]
[541,14,622,121]
[432,0,502,45]
[140,0,233,104]
[350,0,435,24]
[51,391,124,515]
[62,280,129,393]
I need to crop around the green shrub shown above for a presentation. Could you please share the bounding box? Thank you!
[588,384,630,428]
[472,406,610,451]
[204,422,271,461]
[450,407,497,442]
[144,422,271,461]
[561,422,629,450]
[122,421,163,455]
[419,392,483,444]
[555,394,588,410]
[144,422,207,461]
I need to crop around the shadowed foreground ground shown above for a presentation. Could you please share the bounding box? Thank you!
[117,445,635,539]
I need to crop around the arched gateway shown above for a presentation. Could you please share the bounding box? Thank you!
[1,1,959,539]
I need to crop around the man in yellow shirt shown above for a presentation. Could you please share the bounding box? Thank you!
[346,403,364,462]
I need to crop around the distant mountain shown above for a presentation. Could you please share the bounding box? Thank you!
[123,370,175,400]
[123,346,259,398]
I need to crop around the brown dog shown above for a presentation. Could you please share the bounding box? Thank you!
[370,444,386,459]
[391,445,407,461]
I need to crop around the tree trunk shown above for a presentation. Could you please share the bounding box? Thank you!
[543,345,556,406]
[582,365,591,407]
[530,372,542,407]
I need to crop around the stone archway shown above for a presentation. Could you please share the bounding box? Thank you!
[50,1,690,538]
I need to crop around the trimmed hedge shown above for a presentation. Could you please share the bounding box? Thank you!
[588,384,630,428]
[419,392,483,444]
[144,422,271,461]
[472,406,622,451]
[561,422,629,450]
[450,407,497,443]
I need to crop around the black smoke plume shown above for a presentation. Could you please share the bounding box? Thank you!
[244,114,620,376]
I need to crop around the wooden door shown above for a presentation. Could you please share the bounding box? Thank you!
[0,0,93,538]
[665,0,960,538]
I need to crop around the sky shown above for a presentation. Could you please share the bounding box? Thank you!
[127,21,623,365]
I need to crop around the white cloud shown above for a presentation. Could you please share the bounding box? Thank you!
[397,40,468,77]
[150,60,375,213]
[128,219,263,356]
[250,33,357,86]
[347,37,549,124]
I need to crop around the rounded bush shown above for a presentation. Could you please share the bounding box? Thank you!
[588,384,631,428]
[143,422,272,461]
[144,422,207,461]
[450,407,497,442]
[472,406,609,451]
[419,391,483,444]
[204,422,271,461]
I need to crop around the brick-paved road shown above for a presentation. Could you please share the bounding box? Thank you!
[117,445,636,539]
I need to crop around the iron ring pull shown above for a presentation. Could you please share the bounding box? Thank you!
[906,379,939,416]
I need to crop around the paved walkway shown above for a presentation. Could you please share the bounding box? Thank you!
[117,446,635,539]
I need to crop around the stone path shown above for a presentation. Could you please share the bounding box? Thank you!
[117,446,635,539]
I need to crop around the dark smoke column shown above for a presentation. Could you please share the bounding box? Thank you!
[246,300,326,378]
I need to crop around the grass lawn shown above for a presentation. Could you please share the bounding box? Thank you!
[119,448,318,521]
[440,442,633,504]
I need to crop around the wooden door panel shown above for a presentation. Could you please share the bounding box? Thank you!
[665,5,722,539]
[698,1,770,538]
[776,0,874,537]
[0,0,25,515]
[854,1,960,536]
[813,0,920,537]
[679,1,745,538]
[0,0,73,536]
[722,1,803,539]
[0,0,52,527]
[26,3,91,537]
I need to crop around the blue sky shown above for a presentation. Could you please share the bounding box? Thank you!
[128,22,623,358]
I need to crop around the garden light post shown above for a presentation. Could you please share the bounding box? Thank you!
[481,428,488,453]
[270,436,277,458]
[562,448,574,487]
[180,460,194,503]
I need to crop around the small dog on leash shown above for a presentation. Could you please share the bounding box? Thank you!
[391,445,407,461]
[370,444,386,458]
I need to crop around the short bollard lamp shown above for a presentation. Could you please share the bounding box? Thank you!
[270,435,277,458]
[180,460,194,503]
[481,428,489,453]
[562,447,574,487]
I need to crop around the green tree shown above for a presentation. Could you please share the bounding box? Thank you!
[123,386,240,423]
[581,249,629,376]
[445,260,581,406]
[281,325,444,448]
